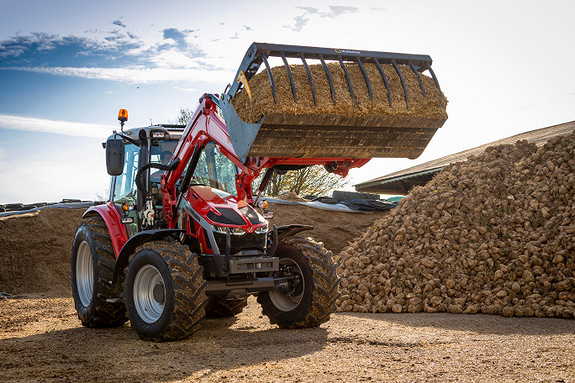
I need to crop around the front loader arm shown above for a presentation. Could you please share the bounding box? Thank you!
[160,94,256,224]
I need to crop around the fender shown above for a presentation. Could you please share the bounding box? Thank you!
[276,224,314,242]
[83,202,128,257]
[110,228,184,293]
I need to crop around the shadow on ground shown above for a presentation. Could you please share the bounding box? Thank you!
[0,314,328,382]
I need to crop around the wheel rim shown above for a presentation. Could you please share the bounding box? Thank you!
[76,240,94,307]
[269,258,305,311]
[133,265,165,324]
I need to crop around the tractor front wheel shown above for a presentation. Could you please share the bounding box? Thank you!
[257,237,339,328]
[124,240,207,341]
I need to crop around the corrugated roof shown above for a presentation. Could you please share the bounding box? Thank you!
[355,120,575,195]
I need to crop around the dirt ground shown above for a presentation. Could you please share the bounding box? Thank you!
[1,296,574,382]
[1,205,574,382]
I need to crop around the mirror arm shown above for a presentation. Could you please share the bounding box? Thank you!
[113,131,141,147]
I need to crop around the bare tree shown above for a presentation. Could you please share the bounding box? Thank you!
[262,166,348,198]
[174,108,193,125]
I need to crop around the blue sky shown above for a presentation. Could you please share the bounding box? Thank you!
[1,0,574,203]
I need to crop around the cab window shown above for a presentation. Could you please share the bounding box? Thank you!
[112,143,139,204]
[193,142,237,195]
[150,140,178,183]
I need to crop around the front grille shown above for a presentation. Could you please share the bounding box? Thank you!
[213,231,266,254]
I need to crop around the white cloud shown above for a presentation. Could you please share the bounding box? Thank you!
[0,114,113,138]
[148,49,200,69]
[1,65,232,84]
[173,86,196,92]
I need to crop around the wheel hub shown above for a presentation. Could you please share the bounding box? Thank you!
[269,259,305,312]
[289,273,304,297]
[153,283,165,304]
[133,265,165,324]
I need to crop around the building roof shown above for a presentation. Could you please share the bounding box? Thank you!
[354,120,575,195]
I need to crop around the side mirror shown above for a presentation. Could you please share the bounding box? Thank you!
[106,137,125,176]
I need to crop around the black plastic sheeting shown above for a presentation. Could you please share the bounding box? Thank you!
[311,196,397,212]
[0,201,96,218]
[340,199,397,212]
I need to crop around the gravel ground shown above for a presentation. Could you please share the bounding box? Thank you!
[1,296,574,382]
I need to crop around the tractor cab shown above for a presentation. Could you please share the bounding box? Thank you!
[105,118,185,236]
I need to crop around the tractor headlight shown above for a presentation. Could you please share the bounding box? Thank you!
[212,225,246,236]
[254,223,268,234]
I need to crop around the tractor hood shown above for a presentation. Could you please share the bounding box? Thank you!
[185,185,267,231]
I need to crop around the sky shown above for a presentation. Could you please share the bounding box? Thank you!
[1,0,574,203]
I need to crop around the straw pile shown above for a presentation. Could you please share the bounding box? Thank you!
[336,132,575,319]
[232,62,447,123]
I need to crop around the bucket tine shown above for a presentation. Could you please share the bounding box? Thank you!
[320,55,336,104]
[409,61,426,97]
[392,60,409,109]
[374,59,392,107]
[338,57,355,104]
[262,53,277,104]
[426,64,445,107]
[300,53,317,106]
[280,52,297,103]
[356,58,373,101]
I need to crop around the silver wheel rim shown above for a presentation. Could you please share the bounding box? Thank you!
[269,258,305,311]
[133,265,165,323]
[76,240,94,307]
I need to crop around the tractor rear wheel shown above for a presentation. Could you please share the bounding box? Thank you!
[71,215,127,327]
[257,237,339,328]
[205,296,248,318]
[124,240,207,341]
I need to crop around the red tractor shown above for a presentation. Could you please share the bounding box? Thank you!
[71,43,446,341]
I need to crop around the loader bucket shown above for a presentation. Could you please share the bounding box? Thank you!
[220,42,447,160]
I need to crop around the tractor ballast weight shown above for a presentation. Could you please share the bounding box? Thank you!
[220,42,447,160]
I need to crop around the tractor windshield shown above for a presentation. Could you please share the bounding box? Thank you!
[192,141,238,196]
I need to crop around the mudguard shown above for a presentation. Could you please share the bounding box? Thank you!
[277,224,314,242]
[83,202,128,256]
[110,228,184,292]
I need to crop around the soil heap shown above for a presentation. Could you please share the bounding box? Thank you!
[337,132,575,319]
[0,208,85,296]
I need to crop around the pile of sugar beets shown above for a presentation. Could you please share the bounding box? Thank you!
[336,132,575,318]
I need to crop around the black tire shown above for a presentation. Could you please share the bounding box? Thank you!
[257,237,339,328]
[124,240,207,341]
[205,296,248,318]
[71,215,127,328]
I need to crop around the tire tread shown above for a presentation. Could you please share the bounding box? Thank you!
[71,215,127,328]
